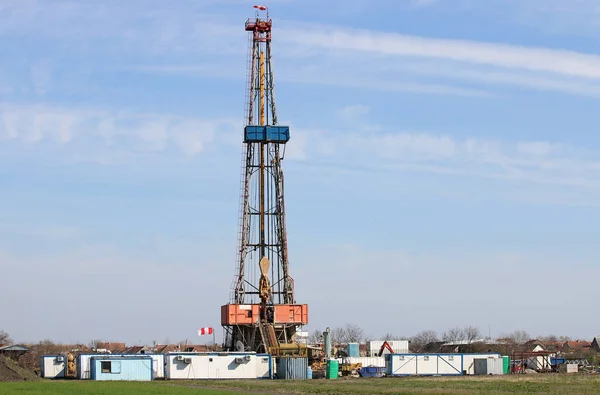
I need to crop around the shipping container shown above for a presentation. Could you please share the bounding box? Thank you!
[276,357,308,379]
[367,340,409,356]
[40,355,65,379]
[386,354,463,376]
[165,352,272,380]
[347,343,360,357]
[462,353,502,375]
[89,356,153,381]
[77,353,165,379]
[473,357,504,375]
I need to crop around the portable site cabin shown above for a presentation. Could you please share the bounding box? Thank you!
[473,357,504,375]
[386,354,464,376]
[40,355,65,379]
[89,356,153,381]
[77,353,165,379]
[165,352,272,380]
[386,353,503,376]
[462,353,502,375]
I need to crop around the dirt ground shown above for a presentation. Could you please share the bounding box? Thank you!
[0,356,40,382]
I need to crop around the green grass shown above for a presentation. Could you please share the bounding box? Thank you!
[0,381,254,395]
[1,375,600,395]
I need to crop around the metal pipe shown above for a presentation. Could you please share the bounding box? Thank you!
[324,327,331,359]
[259,51,266,259]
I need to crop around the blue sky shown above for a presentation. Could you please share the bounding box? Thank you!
[2,0,600,345]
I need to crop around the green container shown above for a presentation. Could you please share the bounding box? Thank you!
[502,356,510,374]
[325,359,339,379]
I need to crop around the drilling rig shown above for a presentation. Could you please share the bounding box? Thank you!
[221,6,308,356]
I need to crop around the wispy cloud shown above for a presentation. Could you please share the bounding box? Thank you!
[0,103,238,158]
[274,21,600,97]
[3,101,600,193]
[128,14,600,98]
[290,121,600,191]
[5,1,598,98]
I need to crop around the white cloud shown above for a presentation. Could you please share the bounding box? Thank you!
[2,102,600,192]
[269,21,600,97]
[338,104,370,124]
[0,103,238,157]
[130,17,600,97]
[280,24,600,80]
[6,1,599,98]
[290,126,600,190]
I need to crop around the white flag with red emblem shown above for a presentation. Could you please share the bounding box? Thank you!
[253,5,267,11]
[198,327,213,336]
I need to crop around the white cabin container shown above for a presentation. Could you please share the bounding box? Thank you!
[386,354,463,376]
[165,352,272,380]
[462,353,502,375]
[474,357,504,375]
[40,355,65,379]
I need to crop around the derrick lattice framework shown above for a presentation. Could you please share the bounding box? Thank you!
[221,9,308,355]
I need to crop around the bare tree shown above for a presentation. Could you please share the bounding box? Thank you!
[539,334,558,343]
[500,330,530,344]
[19,339,64,370]
[343,324,365,343]
[88,339,103,351]
[0,330,12,345]
[330,328,346,345]
[382,332,396,341]
[463,325,481,343]
[410,330,439,351]
[308,329,323,344]
[442,327,464,343]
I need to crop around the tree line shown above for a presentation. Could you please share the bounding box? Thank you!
[307,325,574,349]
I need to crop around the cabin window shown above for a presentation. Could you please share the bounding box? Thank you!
[100,361,121,374]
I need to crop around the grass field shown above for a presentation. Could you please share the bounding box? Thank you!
[1,375,600,395]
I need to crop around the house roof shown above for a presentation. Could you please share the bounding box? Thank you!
[563,341,591,350]
[96,342,126,352]
[0,344,31,352]
[155,344,179,354]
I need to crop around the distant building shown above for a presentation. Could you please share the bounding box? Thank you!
[591,337,600,352]
[561,341,592,354]
[0,344,31,358]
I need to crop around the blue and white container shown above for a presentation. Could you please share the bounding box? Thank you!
[77,353,165,379]
[89,356,153,381]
